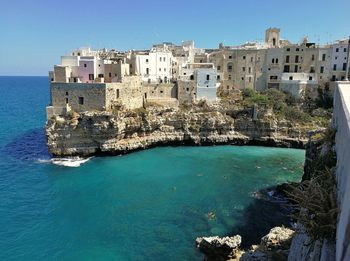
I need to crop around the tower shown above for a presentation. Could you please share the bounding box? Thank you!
[265,28,280,48]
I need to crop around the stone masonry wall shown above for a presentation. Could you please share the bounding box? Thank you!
[105,76,143,110]
[51,82,107,112]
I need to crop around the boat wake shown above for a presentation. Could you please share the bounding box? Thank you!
[51,157,93,167]
[37,157,92,167]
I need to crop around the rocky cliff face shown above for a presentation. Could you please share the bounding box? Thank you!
[46,107,307,157]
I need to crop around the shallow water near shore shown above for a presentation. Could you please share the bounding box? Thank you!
[0,77,305,260]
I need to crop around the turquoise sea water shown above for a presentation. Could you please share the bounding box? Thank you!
[0,77,305,260]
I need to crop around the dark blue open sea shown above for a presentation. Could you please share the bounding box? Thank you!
[0,76,305,260]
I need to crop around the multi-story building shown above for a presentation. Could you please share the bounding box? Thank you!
[48,28,350,118]
[127,44,173,84]
[331,39,349,81]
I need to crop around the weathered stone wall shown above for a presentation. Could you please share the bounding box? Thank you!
[51,82,107,112]
[50,76,144,114]
[332,81,350,261]
[105,76,143,110]
[177,80,196,104]
[142,83,177,99]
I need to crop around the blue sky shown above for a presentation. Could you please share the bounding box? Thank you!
[0,0,349,76]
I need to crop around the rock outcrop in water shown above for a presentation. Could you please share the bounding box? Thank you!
[46,105,307,157]
[196,235,242,261]
[196,227,295,261]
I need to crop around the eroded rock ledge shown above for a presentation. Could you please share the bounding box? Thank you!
[196,227,294,261]
[46,107,307,157]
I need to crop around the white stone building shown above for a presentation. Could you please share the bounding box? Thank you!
[128,45,173,83]
[331,39,349,81]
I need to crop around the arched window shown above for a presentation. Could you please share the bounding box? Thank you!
[272,38,276,46]
[276,58,279,64]
[272,58,275,64]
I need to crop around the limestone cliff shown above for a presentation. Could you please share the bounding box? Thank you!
[46,106,307,157]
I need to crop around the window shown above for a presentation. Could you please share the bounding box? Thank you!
[164,68,166,72]
[272,38,276,46]
[309,76,313,81]
[51,78,54,82]
[65,98,68,104]
[270,76,278,80]
[73,77,77,83]
[335,56,338,60]
[333,64,337,70]
[206,74,210,80]
[228,75,232,80]
[163,57,166,62]
[286,48,290,51]
[249,77,252,83]
[89,74,94,80]
[160,57,162,62]
[322,54,326,61]
[146,68,149,74]
[332,75,336,81]
[78,97,84,105]
[320,66,324,74]
[200,60,203,63]
[284,65,290,72]
[116,89,120,99]
[242,67,246,72]
[98,64,101,67]
[228,55,232,59]
[98,74,104,78]
[159,68,161,72]
[286,55,290,63]
[146,59,149,63]
[243,56,246,60]
[310,66,315,73]
[190,75,194,80]
[289,76,293,80]
[294,65,298,72]
[227,64,233,72]
[241,77,244,80]
[84,63,87,68]
[343,63,347,71]
[77,52,80,56]
[276,58,279,63]
[296,48,299,51]
[312,54,315,61]
[65,91,68,95]
[336,48,339,52]
[295,55,299,63]
[272,58,275,63]
[251,57,253,62]
[186,87,189,92]
[160,90,163,94]
[248,67,251,73]
[344,48,347,52]
[217,75,220,80]
[109,72,112,77]
[217,66,221,71]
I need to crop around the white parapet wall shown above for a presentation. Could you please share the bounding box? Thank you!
[332,81,350,261]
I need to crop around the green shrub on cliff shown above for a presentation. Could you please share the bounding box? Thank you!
[287,127,338,240]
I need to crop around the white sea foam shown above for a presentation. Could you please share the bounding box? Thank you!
[51,157,92,167]
[37,158,52,164]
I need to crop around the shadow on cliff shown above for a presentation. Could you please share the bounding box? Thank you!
[2,128,50,161]
[229,187,292,248]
